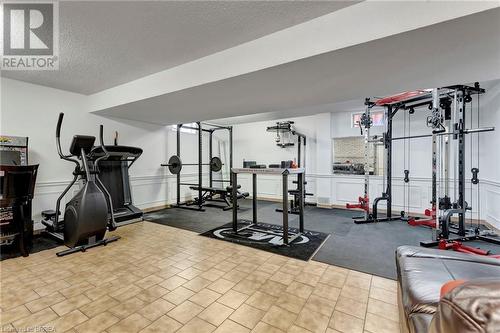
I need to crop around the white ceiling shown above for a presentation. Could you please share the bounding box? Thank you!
[1,1,357,94]
[95,8,500,125]
[209,100,362,125]
[210,79,500,125]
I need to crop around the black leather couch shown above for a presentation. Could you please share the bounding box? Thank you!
[395,246,500,333]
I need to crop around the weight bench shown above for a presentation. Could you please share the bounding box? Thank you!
[189,185,249,211]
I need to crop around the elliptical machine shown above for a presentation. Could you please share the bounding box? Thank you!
[41,113,120,256]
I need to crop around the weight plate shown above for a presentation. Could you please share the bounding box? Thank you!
[168,155,182,174]
[210,156,222,172]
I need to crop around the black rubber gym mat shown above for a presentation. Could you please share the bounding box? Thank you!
[200,221,329,261]
[0,235,60,261]
[144,201,500,279]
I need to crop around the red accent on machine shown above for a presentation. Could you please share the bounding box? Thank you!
[375,91,427,106]
[408,206,437,228]
[438,239,499,258]
[346,196,369,213]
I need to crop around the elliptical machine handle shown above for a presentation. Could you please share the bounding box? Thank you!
[100,125,105,146]
[56,112,80,165]
[94,125,110,165]
[94,124,117,231]
[54,112,79,227]
[56,112,64,139]
[56,113,65,159]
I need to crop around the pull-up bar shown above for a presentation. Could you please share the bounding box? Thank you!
[179,122,232,132]
[391,126,494,141]
[180,125,213,132]
[202,122,232,130]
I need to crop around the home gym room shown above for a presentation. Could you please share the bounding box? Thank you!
[1,2,499,333]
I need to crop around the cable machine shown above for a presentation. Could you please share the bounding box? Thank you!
[419,84,500,248]
[347,84,497,239]
[345,99,374,219]
[405,89,450,228]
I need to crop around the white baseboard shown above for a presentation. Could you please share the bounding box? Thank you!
[30,173,500,232]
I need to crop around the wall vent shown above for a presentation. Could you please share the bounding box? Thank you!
[317,197,331,205]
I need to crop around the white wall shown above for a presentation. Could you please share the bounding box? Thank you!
[1,78,170,228]
[478,82,500,229]
[231,114,325,204]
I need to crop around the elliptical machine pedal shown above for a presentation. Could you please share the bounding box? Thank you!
[41,210,61,232]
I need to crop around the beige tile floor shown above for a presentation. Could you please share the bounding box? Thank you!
[0,221,401,333]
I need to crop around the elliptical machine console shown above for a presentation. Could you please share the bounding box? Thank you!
[41,113,119,256]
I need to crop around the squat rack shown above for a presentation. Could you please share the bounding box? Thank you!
[352,94,403,224]
[345,98,374,220]
[169,122,233,211]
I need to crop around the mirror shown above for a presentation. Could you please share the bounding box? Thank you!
[332,136,383,176]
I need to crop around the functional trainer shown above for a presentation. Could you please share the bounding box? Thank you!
[417,84,499,249]
[347,90,454,224]
[41,113,120,256]
[344,84,499,253]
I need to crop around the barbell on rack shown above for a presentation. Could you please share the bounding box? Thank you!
[161,155,223,174]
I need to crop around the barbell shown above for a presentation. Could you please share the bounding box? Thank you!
[161,155,223,174]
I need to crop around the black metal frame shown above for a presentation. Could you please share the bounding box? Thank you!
[267,122,314,215]
[231,168,305,245]
[420,84,500,247]
[171,122,233,211]
[355,89,458,224]
[266,122,307,168]
[354,103,400,223]
[352,85,499,248]
[354,89,460,224]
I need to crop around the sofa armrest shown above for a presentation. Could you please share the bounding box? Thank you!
[429,279,500,333]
